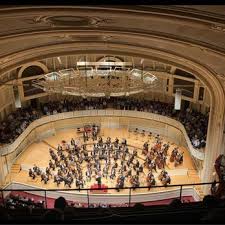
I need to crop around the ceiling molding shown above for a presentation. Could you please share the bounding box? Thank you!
[0,6,225,25]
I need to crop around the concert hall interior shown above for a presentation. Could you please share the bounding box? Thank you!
[0,4,225,223]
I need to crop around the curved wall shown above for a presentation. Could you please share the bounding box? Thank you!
[0,110,204,185]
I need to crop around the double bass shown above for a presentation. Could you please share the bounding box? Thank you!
[174,152,184,167]
[170,148,178,162]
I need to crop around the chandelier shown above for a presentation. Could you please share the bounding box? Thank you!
[33,61,160,97]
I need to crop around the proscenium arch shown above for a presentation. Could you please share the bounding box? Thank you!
[0,43,224,194]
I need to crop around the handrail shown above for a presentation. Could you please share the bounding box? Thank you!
[1,181,222,208]
[1,181,222,191]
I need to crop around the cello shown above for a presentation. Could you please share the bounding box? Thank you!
[146,172,156,190]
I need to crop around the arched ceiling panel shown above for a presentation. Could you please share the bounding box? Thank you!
[0,5,224,88]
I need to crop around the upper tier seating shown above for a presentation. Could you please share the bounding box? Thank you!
[0,97,208,149]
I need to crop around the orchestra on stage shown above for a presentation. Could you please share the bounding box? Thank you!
[28,124,184,191]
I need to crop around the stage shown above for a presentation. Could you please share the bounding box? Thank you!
[5,127,201,196]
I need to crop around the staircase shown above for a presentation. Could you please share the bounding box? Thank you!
[188,169,204,200]
[10,164,21,173]
[195,186,204,200]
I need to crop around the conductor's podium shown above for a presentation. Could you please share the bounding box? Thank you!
[90,184,108,193]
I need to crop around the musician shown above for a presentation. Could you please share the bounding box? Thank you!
[106,137,111,145]
[136,168,140,176]
[162,173,171,186]
[60,153,66,161]
[28,169,35,179]
[64,159,69,168]
[76,176,84,189]
[133,149,138,157]
[55,159,60,168]
[161,155,167,168]
[64,176,73,188]
[123,164,127,172]
[112,162,118,169]
[49,160,55,171]
[129,154,135,164]
[162,143,170,155]
[146,172,156,190]
[121,138,127,146]
[46,167,52,179]
[158,169,167,181]
[139,164,144,173]
[41,172,48,184]
[131,175,140,190]
[78,155,84,164]
[58,169,63,177]
[155,134,161,142]
[33,164,38,173]
[86,168,92,182]
[174,152,184,167]
[126,169,132,177]
[74,145,80,156]
[57,144,63,152]
[170,147,178,162]
[96,172,102,188]
[151,159,157,172]
[116,174,125,192]
[49,148,55,157]
[114,137,119,147]
[65,142,70,151]
[54,175,61,186]
[71,138,75,146]
[148,132,152,138]
[136,160,140,169]
[83,131,88,142]
[113,150,119,161]
[127,158,131,167]
[142,142,149,155]
[110,167,116,180]
[156,154,164,169]
[92,129,97,141]
[98,136,103,146]
[36,167,42,176]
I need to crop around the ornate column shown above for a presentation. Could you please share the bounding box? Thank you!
[201,101,225,194]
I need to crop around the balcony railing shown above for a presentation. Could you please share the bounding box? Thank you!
[1,181,222,209]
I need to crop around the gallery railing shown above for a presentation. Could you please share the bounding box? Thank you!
[0,181,222,208]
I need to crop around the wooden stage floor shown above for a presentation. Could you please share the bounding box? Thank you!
[8,128,201,194]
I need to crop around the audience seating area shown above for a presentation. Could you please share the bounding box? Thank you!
[0,195,224,223]
[0,97,208,149]
[4,194,45,210]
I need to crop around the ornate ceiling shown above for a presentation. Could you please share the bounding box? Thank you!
[0,5,225,88]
